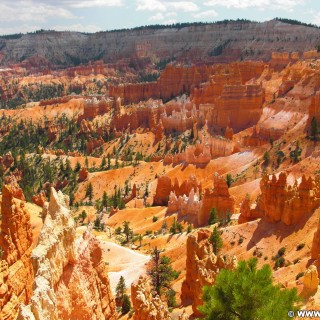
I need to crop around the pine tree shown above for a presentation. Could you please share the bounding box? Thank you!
[208,208,218,225]
[148,247,180,295]
[311,116,319,140]
[226,174,233,188]
[116,275,126,303]
[170,217,178,235]
[209,226,223,255]
[121,294,131,314]
[85,182,93,201]
[198,258,299,320]
[102,191,108,209]
[123,221,131,243]
[101,156,107,168]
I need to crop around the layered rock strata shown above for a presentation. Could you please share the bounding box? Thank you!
[181,230,237,316]
[19,188,116,320]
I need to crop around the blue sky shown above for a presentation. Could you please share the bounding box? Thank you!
[0,0,319,35]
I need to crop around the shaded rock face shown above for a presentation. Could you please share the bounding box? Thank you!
[131,277,171,320]
[153,175,202,206]
[32,191,47,208]
[239,173,320,225]
[303,265,319,296]
[312,216,320,260]
[18,188,116,320]
[198,175,235,226]
[0,184,33,320]
[181,230,237,316]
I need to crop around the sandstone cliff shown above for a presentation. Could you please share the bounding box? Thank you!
[131,277,171,320]
[239,173,320,225]
[181,230,237,316]
[0,184,33,320]
[18,188,116,320]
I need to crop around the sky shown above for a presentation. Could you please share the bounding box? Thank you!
[0,0,320,35]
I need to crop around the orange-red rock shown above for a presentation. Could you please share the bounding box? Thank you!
[131,276,171,320]
[198,175,235,226]
[32,191,47,208]
[0,184,33,320]
[240,173,320,225]
[181,230,237,316]
[78,167,89,182]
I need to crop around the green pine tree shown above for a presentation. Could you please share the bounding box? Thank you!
[209,226,223,255]
[198,258,299,320]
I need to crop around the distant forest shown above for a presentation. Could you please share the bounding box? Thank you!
[0,18,319,40]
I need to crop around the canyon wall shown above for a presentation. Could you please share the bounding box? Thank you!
[131,277,171,320]
[19,188,116,320]
[181,230,237,316]
[239,173,320,225]
[0,184,33,320]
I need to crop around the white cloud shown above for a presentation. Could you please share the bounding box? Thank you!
[0,24,42,35]
[0,1,75,22]
[164,19,177,25]
[192,9,218,19]
[136,0,199,12]
[65,0,124,8]
[204,0,305,10]
[149,13,165,21]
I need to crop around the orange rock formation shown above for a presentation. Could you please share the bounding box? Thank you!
[18,188,116,320]
[181,230,237,316]
[0,184,33,320]
[239,173,320,225]
[198,175,235,226]
[131,277,171,320]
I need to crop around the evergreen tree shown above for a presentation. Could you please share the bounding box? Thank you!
[123,221,132,243]
[198,258,299,320]
[226,174,233,188]
[208,208,218,225]
[209,226,223,255]
[148,247,180,295]
[85,182,93,201]
[311,116,319,140]
[170,217,178,235]
[107,153,111,169]
[101,191,108,209]
[101,156,107,168]
[116,275,126,303]
[121,294,131,314]
[263,151,270,166]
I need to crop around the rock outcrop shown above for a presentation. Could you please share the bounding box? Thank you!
[0,184,33,320]
[239,173,320,225]
[153,175,201,206]
[302,265,319,296]
[131,277,171,320]
[18,188,116,320]
[312,216,320,260]
[32,191,47,208]
[181,230,237,316]
[198,175,235,226]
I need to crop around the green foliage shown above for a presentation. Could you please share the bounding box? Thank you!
[311,117,319,140]
[208,208,218,225]
[152,216,158,222]
[121,294,131,314]
[85,182,93,201]
[226,174,233,188]
[116,276,126,303]
[296,243,305,251]
[209,227,223,255]
[187,224,193,233]
[289,142,302,163]
[198,258,299,320]
[296,272,305,280]
[263,151,270,166]
[166,288,177,308]
[148,247,180,296]
[123,221,132,243]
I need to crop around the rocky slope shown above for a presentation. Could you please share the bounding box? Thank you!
[18,188,116,320]
[2,20,320,68]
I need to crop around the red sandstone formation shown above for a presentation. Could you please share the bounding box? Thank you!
[19,188,116,320]
[239,173,320,225]
[181,230,237,316]
[32,191,47,208]
[312,216,320,260]
[198,175,235,226]
[0,184,33,320]
[123,184,137,204]
[153,175,202,206]
[131,277,171,320]
[0,152,14,171]
[86,136,105,154]
[78,167,89,182]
